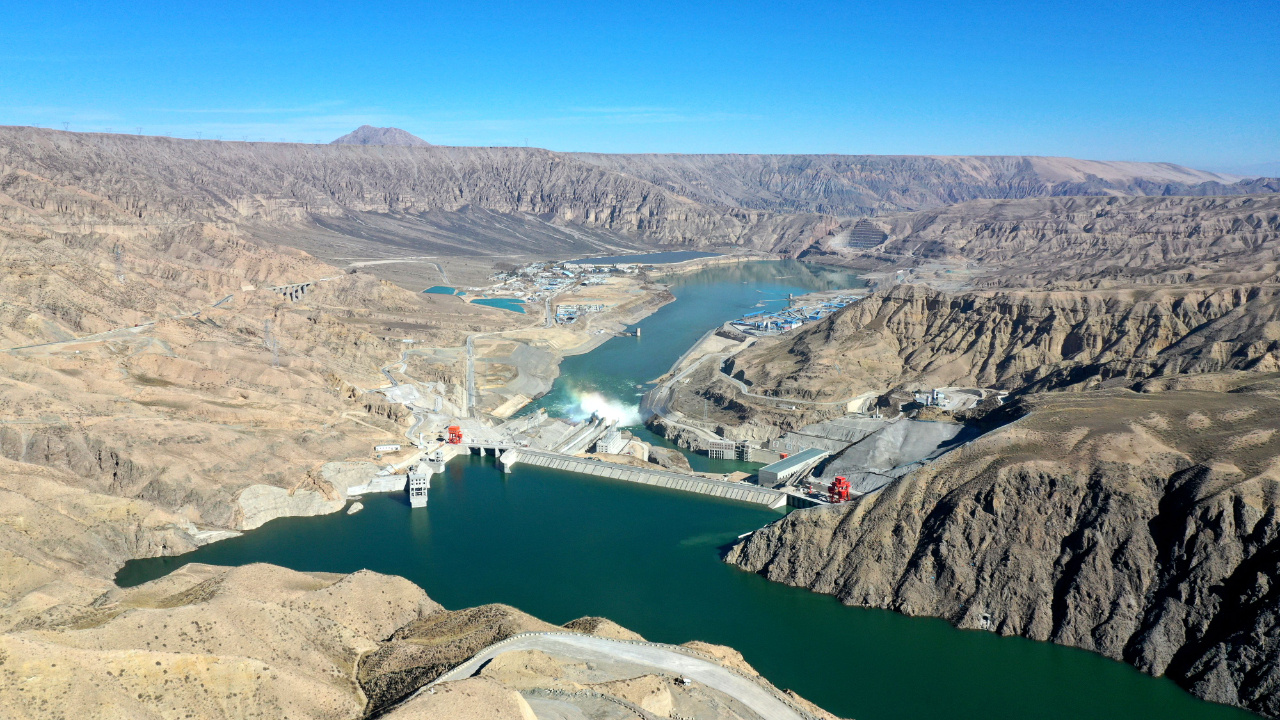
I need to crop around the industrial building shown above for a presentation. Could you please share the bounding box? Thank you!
[757,447,829,485]
[706,439,751,461]
[408,463,431,508]
[728,295,861,337]
[556,303,606,322]
[594,427,628,455]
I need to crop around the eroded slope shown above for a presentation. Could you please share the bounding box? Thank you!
[727,376,1280,716]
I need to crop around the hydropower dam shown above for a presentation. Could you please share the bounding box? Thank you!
[115,261,1251,720]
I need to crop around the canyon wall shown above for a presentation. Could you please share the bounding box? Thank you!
[727,379,1280,716]
[725,284,1280,404]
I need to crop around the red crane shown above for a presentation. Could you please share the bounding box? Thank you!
[447,425,463,444]
[828,476,851,503]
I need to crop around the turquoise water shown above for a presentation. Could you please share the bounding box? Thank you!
[423,285,463,295]
[114,260,1257,720]
[522,260,862,472]
[117,456,1255,720]
[568,250,721,265]
[471,297,527,313]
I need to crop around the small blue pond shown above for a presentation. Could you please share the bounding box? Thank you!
[471,298,527,313]
[423,286,464,295]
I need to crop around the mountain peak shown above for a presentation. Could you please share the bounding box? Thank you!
[330,125,431,147]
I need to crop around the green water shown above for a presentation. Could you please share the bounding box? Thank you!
[523,260,863,472]
[116,261,1255,719]
[423,285,463,295]
[118,457,1253,720]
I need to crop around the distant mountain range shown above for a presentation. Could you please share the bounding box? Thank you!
[2,125,1275,267]
[331,125,431,146]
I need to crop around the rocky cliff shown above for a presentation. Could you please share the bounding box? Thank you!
[723,283,1280,405]
[802,194,1280,287]
[726,376,1280,716]
[0,180,524,556]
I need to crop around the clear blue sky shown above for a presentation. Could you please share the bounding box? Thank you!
[1,0,1276,170]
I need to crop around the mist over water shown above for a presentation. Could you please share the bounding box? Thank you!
[520,260,867,472]
[567,389,641,426]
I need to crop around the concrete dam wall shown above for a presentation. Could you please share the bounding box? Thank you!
[500,448,788,509]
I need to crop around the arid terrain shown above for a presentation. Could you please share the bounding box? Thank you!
[0,562,841,720]
[728,376,1280,715]
[673,192,1280,716]
[3,124,1280,718]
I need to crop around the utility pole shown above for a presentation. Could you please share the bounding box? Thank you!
[113,244,125,282]
[62,122,69,131]
[135,126,142,135]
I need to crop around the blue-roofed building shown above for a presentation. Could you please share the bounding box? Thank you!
[757,447,829,485]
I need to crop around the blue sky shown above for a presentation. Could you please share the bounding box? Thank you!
[1,0,1276,170]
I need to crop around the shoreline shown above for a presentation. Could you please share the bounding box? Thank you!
[506,252,787,413]
[126,254,835,555]
[134,271,685,559]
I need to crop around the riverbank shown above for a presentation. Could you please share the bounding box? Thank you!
[468,253,784,419]
[641,281,874,452]
[470,276,677,417]
[113,455,1254,720]
[84,258,1261,720]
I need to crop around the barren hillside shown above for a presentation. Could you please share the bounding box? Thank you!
[573,152,1268,216]
[0,126,839,263]
[3,127,1274,276]
[803,194,1280,288]
[724,284,1280,405]
[332,124,433,146]
[0,562,841,720]
[728,377,1280,717]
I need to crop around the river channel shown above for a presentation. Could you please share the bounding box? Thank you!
[117,261,1253,720]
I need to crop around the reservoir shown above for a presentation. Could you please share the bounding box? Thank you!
[523,260,863,472]
[422,285,463,295]
[117,261,1254,720]
[470,297,527,313]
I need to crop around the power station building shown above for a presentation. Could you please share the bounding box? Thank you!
[706,439,751,461]
[757,448,829,486]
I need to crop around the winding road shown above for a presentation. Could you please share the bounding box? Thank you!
[425,632,808,720]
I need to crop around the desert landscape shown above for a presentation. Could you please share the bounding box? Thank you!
[0,113,1277,720]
